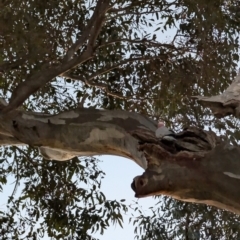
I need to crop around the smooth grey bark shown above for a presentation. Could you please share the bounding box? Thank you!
[0,103,240,214]
[0,106,157,168]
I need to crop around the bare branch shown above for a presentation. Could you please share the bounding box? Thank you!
[14,146,38,166]
[1,105,240,214]
[63,55,166,99]
[98,38,179,51]
[66,54,166,81]
[2,50,93,113]
[0,57,27,73]
[63,72,127,99]
[109,1,177,15]
[2,1,112,114]
[63,0,111,63]
[10,151,20,199]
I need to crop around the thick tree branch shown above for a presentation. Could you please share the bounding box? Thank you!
[0,134,23,145]
[2,0,111,114]
[63,0,111,63]
[0,107,157,168]
[193,71,240,118]
[2,51,93,114]
[0,106,240,214]
[87,1,111,49]
[131,142,240,215]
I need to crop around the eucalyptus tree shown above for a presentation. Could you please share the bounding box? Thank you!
[0,0,240,239]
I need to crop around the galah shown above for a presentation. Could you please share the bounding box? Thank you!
[155,121,174,139]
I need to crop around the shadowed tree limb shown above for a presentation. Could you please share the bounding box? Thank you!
[2,0,111,114]
[0,105,240,214]
[131,131,240,215]
[63,0,111,63]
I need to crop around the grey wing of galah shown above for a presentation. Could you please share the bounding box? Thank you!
[155,126,174,138]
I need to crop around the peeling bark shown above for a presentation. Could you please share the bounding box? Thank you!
[0,104,240,214]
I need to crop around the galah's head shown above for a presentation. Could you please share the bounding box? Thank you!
[157,121,165,128]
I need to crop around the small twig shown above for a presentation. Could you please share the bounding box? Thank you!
[109,1,177,15]
[14,146,39,168]
[108,5,132,13]
[65,73,128,99]
[98,38,180,51]
[63,0,111,63]
[63,54,166,100]
[78,94,88,108]
[0,57,27,73]
[10,151,19,200]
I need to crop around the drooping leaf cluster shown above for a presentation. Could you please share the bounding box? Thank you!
[133,197,240,240]
[0,147,127,240]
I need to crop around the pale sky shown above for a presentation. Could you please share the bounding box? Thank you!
[0,155,157,240]
[94,155,157,240]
